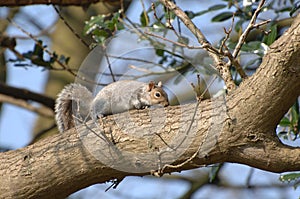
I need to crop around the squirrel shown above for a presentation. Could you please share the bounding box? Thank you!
[54,80,169,133]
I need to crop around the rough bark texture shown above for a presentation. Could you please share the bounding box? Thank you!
[0,5,300,199]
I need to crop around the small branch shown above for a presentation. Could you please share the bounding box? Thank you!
[103,47,116,82]
[220,14,247,79]
[0,82,55,110]
[0,94,54,117]
[246,167,254,187]
[144,31,203,49]
[232,0,267,58]
[154,75,218,176]
[52,6,90,48]
[6,18,104,86]
[224,47,247,79]
[159,0,236,92]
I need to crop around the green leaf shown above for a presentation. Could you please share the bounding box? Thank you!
[293,181,300,189]
[264,24,277,45]
[240,41,262,52]
[279,117,291,127]
[92,29,109,44]
[33,40,44,57]
[291,107,299,126]
[177,36,189,45]
[280,173,300,182]
[155,49,164,56]
[212,12,233,22]
[293,100,300,115]
[190,4,226,19]
[290,2,300,16]
[193,10,210,17]
[208,4,227,11]
[84,15,106,35]
[209,163,222,183]
[58,55,70,65]
[235,19,244,32]
[164,10,176,23]
[185,11,196,19]
[277,7,293,13]
[140,11,149,27]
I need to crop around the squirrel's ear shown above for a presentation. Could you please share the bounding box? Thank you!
[147,81,155,91]
[157,81,162,87]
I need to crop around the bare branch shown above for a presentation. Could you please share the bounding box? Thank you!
[0,94,54,117]
[159,0,236,91]
[220,14,247,79]
[52,6,90,48]
[144,31,203,49]
[7,18,105,86]
[155,75,218,176]
[232,0,268,58]
[0,82,55,109]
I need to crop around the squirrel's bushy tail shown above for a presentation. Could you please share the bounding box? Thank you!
[55,83,93,133]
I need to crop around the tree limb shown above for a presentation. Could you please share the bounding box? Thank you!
[0,94,54,117]
[0,82,55,110]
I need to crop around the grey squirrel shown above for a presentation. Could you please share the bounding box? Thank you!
[54,80,169,133]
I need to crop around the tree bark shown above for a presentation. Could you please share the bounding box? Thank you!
[0,8,299,199]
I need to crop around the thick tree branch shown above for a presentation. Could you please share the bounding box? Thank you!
[0,97,299,198]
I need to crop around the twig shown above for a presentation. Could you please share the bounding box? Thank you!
[252,19,271,30]
[7,18,75,75]
[232,0,267,58]
[7,18,105,86]
[151,2,168,29]
[52,6,90,48]
[154,133,176,150]
[246,167,254,187]
[0,82,55,109]
[144,31,204,50]
[223,45,247,79]
[0,94,54,118]
[159,0,236,92]
[103,46,116,82]
[140,0,149,26]
[154,75,218,176]
[220,13,247,79]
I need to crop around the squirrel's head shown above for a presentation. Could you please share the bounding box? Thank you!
[147,81,169,107]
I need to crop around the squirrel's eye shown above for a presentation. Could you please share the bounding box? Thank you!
[155,92,161,98]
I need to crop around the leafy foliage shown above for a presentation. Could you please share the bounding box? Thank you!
[84,11,124,44]
[278,100,300,141]
[280,172,300,189]
[8,40,69,69]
